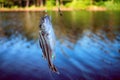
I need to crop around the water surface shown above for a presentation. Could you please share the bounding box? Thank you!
[0,11,120,80]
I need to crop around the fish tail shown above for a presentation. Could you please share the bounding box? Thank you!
[48,60,59,74]
[50,64,59,74]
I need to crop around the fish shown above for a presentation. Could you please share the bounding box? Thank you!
[39,14,59,74]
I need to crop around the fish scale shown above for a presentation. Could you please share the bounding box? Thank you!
[39,14,59,74]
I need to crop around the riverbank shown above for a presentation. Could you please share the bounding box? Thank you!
[0,6,107,12]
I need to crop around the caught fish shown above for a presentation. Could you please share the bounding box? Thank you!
[39,14,59,74]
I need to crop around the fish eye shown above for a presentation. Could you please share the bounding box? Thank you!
[41,17,45,21]
[41,18,44,23]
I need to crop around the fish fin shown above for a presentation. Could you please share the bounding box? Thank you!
[49,64,59,74]
[42,54,46,60]
[48,59,59,74]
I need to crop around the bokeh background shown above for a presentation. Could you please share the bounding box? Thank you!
[0,0,120,80]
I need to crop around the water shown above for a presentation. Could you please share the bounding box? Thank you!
[0,11,120,80]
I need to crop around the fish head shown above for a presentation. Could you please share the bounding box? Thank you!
[44,15,51,22]
[39,15,52,30]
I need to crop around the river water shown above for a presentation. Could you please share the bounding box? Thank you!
[0,11,120,80]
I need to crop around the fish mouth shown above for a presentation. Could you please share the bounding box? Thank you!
[43,15,51,23]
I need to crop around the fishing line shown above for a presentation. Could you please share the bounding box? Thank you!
[58,1,63,16]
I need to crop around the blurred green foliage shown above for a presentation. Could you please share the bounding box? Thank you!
[65,0,90,10]
[0,0,120,10]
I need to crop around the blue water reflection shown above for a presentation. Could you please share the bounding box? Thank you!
[0,30,120,80]
[0,11,120,80]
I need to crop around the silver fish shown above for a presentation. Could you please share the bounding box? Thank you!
[39,14,59,74]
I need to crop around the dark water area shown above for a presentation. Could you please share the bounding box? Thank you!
[0,11,120,80]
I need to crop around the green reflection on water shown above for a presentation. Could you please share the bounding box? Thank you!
[0,11,120,42]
